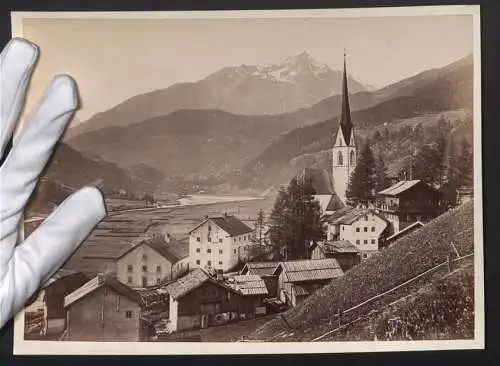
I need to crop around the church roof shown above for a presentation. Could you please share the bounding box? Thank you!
[339,52,354,145]
[300,168,335,195]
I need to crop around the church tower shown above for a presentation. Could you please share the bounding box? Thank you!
[332,51,357,204]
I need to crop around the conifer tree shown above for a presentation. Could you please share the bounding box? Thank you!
[374,152,390,193]
[346,142,376,206]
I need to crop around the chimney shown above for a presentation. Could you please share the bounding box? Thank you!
[216,269,224,282]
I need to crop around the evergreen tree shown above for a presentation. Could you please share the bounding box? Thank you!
[374,153,390,192]
[457,138,473,187]
[346,142,376,206]
[441,138,461,207]
[268,178,325,260]
[249,209,267,259]
[268,187,289,261]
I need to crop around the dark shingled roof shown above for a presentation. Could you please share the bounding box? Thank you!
[274,258,344,283]
[166,269,240,300]
[64,274,142,308]
[315,240,360,254]
[189,215,253,237]
[241,262,279,277]
[116,235,189,264]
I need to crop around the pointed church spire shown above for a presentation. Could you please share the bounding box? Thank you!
[339,50,353,144]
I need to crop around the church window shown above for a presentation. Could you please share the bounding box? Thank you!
[337,151,343,165]
[350,150,355,165]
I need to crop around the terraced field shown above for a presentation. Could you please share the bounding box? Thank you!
[60,196,275,276]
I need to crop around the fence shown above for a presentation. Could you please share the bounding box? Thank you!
[309,252,473,341]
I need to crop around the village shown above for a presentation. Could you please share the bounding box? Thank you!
[23,54,474,343]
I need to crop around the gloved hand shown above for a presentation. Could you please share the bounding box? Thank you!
[0,38,106,330]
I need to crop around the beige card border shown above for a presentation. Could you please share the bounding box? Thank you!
[11,5,484,355]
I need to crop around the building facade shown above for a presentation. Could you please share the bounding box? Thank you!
[310,240,361,272]
[325,207,389,260]
[376,180,445,233]
[188,214,254,272]
[115,235,189,288]
[332,53,357,205]
[64,274,147,342]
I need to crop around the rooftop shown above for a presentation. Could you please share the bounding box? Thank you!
[275,258,344,283]
[377,180,422,196]
[64,274,142,308]
[116,235,189,264]
[241,262,279,277]
[226,275,268,296]
[316,240,360,254]
[189,214,253,237]
[386,221,424,242]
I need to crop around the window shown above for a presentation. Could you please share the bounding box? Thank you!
[364,227,368,232]
[127,264,133,273]
[207,260,212,266]
[208,225,212,231]
[356,240,360,245]
[156,265,161,273]
[234,249,237,254]
[337,151,343,165]
[142,265,148,272]
[156,278,161,285]
[196,260,200,265]
[142,276,148,287]
[127,277,132,284]
[371,227,375,232]
[219,249,223,254]
[219,261,223,265]
[207,249,212,253]
[196,237,201,242]
[364,240,368,244]
[219,238,223,243]
[142,253,147,261]
[196,248,200,253]
[350,150,355,165]
[342,226,344,231]
[125,311,132,318]
[363,253,368,259]
[371,239,376,244]
[208,236,212,242]
[356,228,360,232]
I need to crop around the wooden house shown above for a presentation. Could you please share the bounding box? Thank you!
[376,180,445,233]
[272,258,344,307]
[115,235,189,288]
[40,270,89,336]
[310,240,361,272]
[240,262,279,297]
[64,274,147,342]
[165,269,267,333]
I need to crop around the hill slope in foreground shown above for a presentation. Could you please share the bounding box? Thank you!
[247,201,475,342]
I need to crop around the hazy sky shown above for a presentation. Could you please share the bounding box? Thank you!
[20,14,473,123]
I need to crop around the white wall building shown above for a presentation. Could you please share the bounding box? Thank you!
[188,214,254,272]
[326,207,389,260]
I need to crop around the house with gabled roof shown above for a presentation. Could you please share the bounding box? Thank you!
[164,268,267,333]
[63,274,147,342]
[310,240,361,272]
[376,179,445,233]
[272,258,344,307]
[324,207,389,260]
[115,234,189,288]
[188,213,254,273]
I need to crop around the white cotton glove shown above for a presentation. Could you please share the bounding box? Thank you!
[0,38,106,330]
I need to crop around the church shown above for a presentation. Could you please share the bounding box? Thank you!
[299,52,357,212]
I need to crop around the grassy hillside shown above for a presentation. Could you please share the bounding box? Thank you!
[325,260,474,341]
[247,200,474,341]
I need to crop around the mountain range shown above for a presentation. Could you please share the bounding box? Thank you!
[65,52,368,139]
[62,53,473,196]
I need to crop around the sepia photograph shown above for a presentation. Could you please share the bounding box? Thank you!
[12,5,483,355]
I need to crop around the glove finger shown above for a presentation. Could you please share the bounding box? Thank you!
[0,38,38,158]
[0,75,78,272]
[4,186,105,319]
